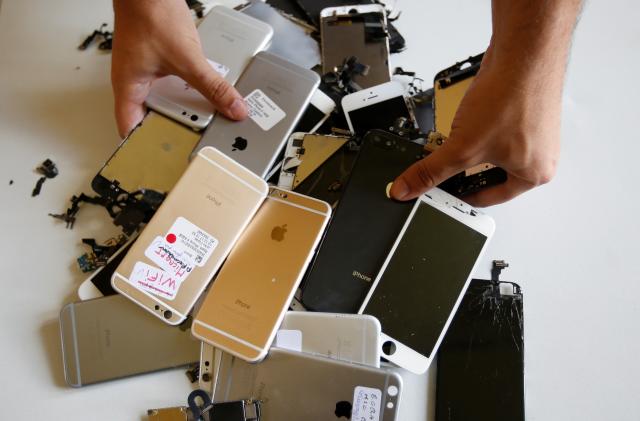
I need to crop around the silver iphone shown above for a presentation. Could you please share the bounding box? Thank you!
[194,51,320,178]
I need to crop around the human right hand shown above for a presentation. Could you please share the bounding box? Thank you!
[111,0,247,138]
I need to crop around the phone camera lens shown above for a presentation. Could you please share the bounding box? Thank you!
[382,341,397,356]
[202,373,211,382]
[190,115,199,121]
[163,310,173,320]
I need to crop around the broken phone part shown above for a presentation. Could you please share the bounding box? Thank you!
[146,6,274,130]
[359,188,495,374]
[31,158,59,197]
[192,188,331,362]
[300,130,424,313]
[320,4,391,89]
[111,146,268,326]
[194,51,320,179]
[436,269,525,421]
[213,348,402,421]
[148,394,261,421]
[292,88,336,133]
[59,294,199,387]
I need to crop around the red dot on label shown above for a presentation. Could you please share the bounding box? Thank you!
[166,233,177,244]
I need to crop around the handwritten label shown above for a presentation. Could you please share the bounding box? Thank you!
[164,217,218,267]
[144,236,195,282]
[245,89,286,131]
[129,261,184,300]
[351,386,382,421]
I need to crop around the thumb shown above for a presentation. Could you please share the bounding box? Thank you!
[112,78,150,139]
[180,58,247,121]
[390,138,477,201]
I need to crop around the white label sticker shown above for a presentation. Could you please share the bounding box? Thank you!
[274,330,303,352]
[165,217,218,267]
[245,89,286,131]
[207,59,230,79]
[351,386,382,421]
[129,261,184,300]
[144,236,196,281]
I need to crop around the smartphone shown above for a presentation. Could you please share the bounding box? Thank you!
[359,188,495,374]
[320,5,390,89]
[198,342,222,396]
[112,146,268,325]
[77,238,136,300]
[214,348,402,421]
[194,51,320,179]
[59,294,200,387]
[436,279,525,421]
[342,81,413,136]
[192,188,331,362]
[294,89,336,133]
[92,111,201,198]
[277,132,348,191]
[276,311,381,367]
[145,6,274,129]
[241,0,320,69]
[433,53,508,196]
[300,130,423,313]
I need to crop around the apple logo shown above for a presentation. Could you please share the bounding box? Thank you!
[232,136,248,151]
[270,224,287,242]
[334,401,352,419]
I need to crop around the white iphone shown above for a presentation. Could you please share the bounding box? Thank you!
[295,89,336,133]
[275,311,381,367]
[359,188,495,374]
[145,6,274,130]
[341,80,414,135]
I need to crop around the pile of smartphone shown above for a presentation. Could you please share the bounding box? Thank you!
[58,3,524,421]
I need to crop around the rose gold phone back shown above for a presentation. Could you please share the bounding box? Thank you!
[192,188,330,360]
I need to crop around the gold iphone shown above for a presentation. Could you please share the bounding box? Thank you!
[111,146,268,325]
[192,187,331,362]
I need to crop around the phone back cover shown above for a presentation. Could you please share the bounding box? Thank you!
[112,147,267,322]
[214,348,402,421]
[301,130,423,312]
[59,294,199,387]
[192,189,330,361]
[196,51,320,178]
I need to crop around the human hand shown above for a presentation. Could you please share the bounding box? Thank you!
[390,48,561,207]
[111,0,247,138]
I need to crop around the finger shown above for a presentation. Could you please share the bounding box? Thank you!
[390,141,478,201]
[180,58,247,121]
[463,175,534,208]
[112,77,151,138]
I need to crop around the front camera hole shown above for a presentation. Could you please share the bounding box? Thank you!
[382,341,396,356]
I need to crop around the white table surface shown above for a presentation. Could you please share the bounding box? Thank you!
[1,1,639,420]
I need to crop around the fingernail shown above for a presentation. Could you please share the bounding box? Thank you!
[228,98,247,120]
[390,178,410,200]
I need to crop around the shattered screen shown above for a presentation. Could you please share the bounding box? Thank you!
[436,279,525,421]
[363,201,487,357]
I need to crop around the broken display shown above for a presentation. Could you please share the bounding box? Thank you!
[436,261,525,421]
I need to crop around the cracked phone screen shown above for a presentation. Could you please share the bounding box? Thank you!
[436,279,525,421]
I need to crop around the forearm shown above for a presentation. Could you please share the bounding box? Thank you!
[487,0,583,94]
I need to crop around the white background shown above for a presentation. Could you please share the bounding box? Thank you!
[1,0,639,420]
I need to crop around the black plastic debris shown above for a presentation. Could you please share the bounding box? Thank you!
[32,159,58,197]
[78,23,113,51]
[9,180,13,185]
[77,235,128,273]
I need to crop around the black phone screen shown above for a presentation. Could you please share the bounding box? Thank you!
[294,103,326,133]
[436,279,525,421]
[363,201,487,357]
[347,96,410,136]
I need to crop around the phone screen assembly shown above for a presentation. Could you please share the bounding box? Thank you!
[92,111,201,199]
[145,6,274,130]
[293,89,336,133]
[194,51,320,179]
[59,294,199,387]
[77,238,136,300]
[433,53,508,196]
[192,188,331,362]
[277,132,348,191]
[342,81,413,136]
[300,130,423,313]
[213,348,402,421]
[320,5,390,89]
[436,278,525,421]
[112,146,268,325]
[360,188,495,374]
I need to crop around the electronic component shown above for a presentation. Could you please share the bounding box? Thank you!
[146,390,261,421]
